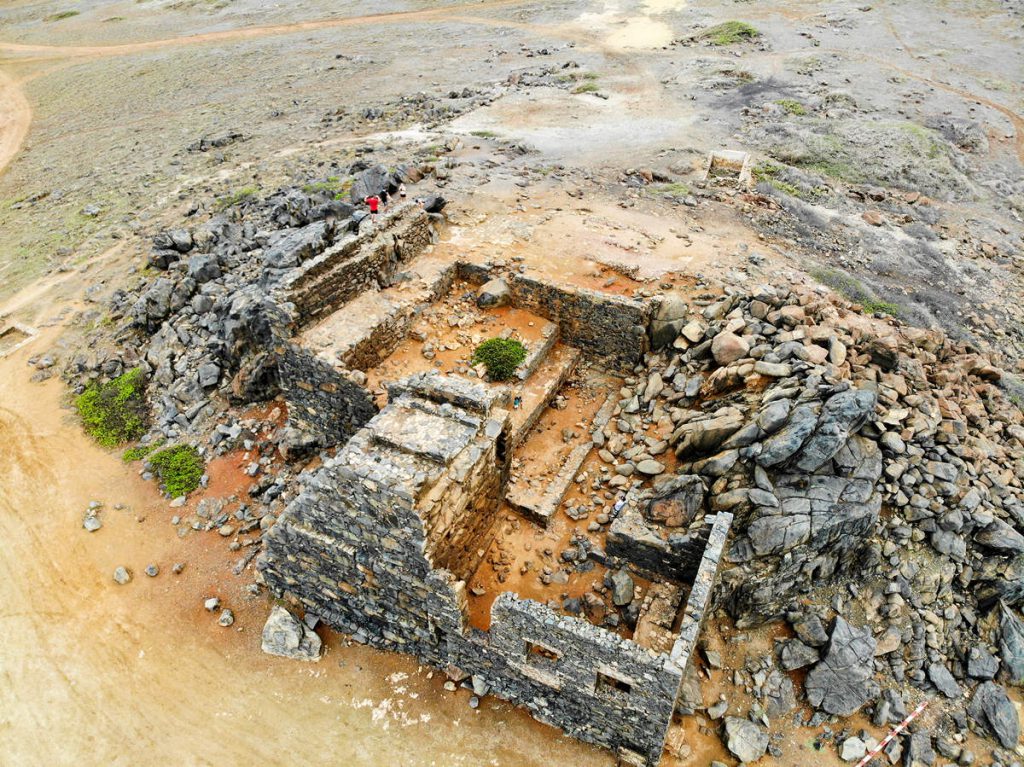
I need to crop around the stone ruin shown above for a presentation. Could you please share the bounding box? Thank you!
[106,172,1022,763]
[242,204,734,765]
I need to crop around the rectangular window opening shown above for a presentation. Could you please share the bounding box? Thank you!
[596,671,633,696]
[525,641,561,664]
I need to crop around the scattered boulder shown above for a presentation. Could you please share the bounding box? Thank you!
[711,331,749,365]
[967,681,1019,749]
[723,716,768,763]
[261,605,323,661]
[805,617,877,716]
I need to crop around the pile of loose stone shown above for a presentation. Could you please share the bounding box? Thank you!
[586,278,1022,762]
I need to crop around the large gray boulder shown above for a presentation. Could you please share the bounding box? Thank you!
[349,164,391,203]
[646,474,704,527]
[261,606,323,662]
[975,518,1024,555]
[262,220,333,269]
[650,294,688,349]
[1000,602,1024,686]
[476,277,511,308]
[756,404,819,467]
[805,617,877,716]
[968,681,1019,749]
[723,716,768,763]
[793,389,876,472]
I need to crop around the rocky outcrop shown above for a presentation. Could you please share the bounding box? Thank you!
[967,681,1020,749]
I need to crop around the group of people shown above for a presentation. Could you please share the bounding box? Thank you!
[363,182,406,217]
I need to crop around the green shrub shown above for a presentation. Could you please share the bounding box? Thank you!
[776,99,807,116]
[75,368,148,447]
[149,445,205,498]
[214,186,258,211]
[810,268,902,317]
[123,441,162,462]
[700,21,759,45]
[472,338,527,382]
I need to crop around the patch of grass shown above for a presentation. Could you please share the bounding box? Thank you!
[149,445,204,498]
[573,82,600,94]
[75,368,148,447]
[700,21,759,46]
[776,99,807,116]
[44,10,80,22]
[214,186,258,212]
[302,176,345,195]
[650,182,691,197]
[810,268,901,317]
[470,130,498,138]
[472,338,527,382]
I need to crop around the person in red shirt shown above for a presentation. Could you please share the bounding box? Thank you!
[365,195,380,215]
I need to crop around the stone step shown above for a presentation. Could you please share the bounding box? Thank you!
[515,321,559,381]
[507,344,581,449]
[505,390,617,527]
[299,255,456,371]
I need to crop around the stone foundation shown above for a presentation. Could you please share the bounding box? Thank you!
[259,373,732,765]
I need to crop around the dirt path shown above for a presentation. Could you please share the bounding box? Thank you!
[0,68,31,178]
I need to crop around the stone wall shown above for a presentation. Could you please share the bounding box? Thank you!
[606,505,714,583]
[257,373,733,766]
[281,205,436,327]
[669,513,733,678]
[458,264,653,369]
[275,343,377,452]
[473,594,683,765]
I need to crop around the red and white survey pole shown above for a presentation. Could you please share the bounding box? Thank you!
[853,700,929,767]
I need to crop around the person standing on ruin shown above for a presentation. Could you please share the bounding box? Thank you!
[381,188,390,210]
[364,194,380,220]
[399,183,407,199]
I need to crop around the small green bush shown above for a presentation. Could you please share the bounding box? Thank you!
[75,368,148,447]
[776,99,807,116]
[701,21,759,46]
[149,445,205,498]
[573,82,600,94]
[472,338,527,382]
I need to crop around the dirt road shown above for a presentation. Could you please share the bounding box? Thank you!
[0,69,31,178]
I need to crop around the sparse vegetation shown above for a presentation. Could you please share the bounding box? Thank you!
[573,82,600,94]
[123,441,162,462]
[45,10,80,22]
[472,338,527,381]
[75,368,148,447]
[649,182,691,197]
[214,186,258,211]
[810,268,902,317]
[470,130,499,138]
[149,445,205,498]
[776,99,807,116]
[700,21,759,46]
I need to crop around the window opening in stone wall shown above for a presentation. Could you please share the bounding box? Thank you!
[596,671,633,696]
[524,640,561,670]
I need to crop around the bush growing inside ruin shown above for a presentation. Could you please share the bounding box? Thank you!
[75,367,148,447]
[472,338,527,381]
[149,445,205,499]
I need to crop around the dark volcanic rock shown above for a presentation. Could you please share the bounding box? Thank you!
[1000,602,1024,686]
[805,617,877,716]
[793,389,877,472]
[967,681,1020,749]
